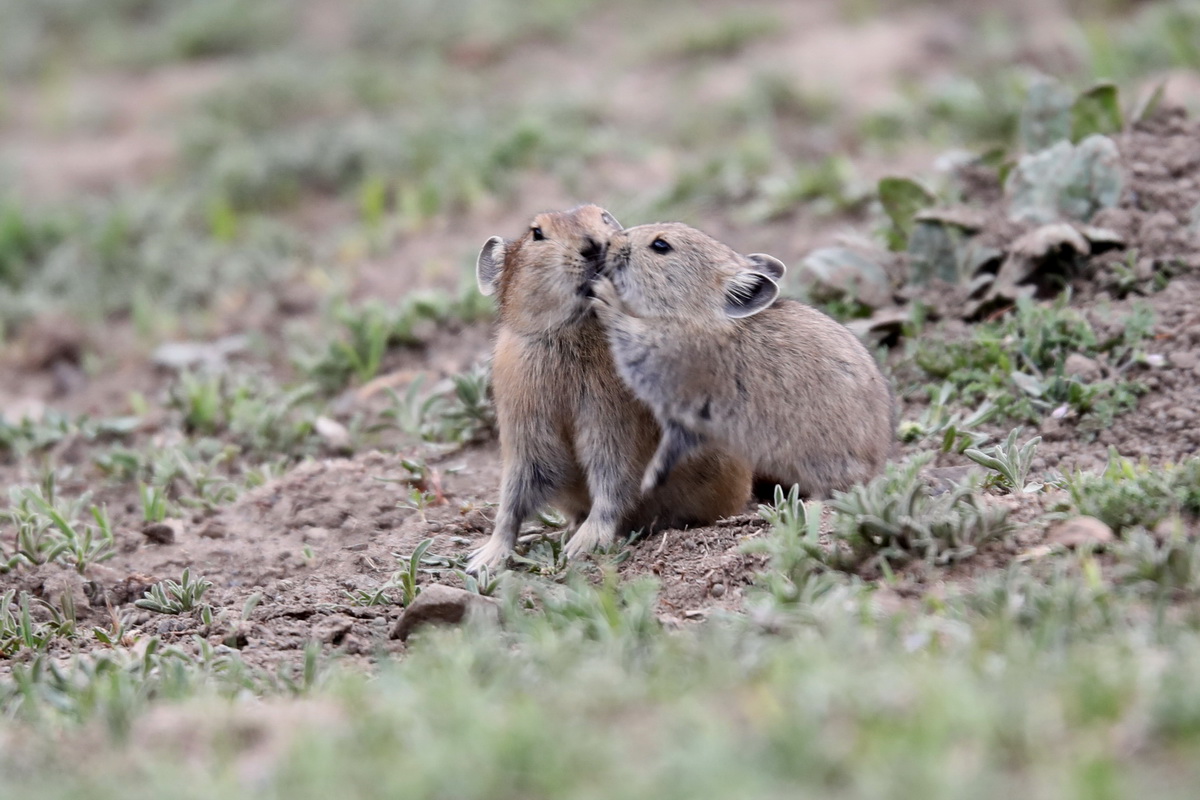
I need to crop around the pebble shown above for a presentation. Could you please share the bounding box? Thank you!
[1168,350,1199,371]
[1064,353,1102,382]
[141,520,180,545]
[390,584,500,641]
[1047,516,1115,549]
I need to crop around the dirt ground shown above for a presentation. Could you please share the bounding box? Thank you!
[2,0,1200,671]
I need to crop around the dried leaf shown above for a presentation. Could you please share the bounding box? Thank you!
[797,247,892,308]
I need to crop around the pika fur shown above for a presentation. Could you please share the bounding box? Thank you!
[466,207,752,572]
[591,222,894,500]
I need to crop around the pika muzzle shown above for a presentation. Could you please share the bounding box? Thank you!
[600,240,631,278]
[578,236,607,298]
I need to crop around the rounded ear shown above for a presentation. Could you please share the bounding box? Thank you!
[724,271,779,319]
[476,236,507,297]
[747,253,786,282]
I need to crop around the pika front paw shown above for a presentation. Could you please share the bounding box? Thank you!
[466,536,512,574]
[562,518,615,560]
[590,277,623,319]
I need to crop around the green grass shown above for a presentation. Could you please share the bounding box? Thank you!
[1060,451,1200,535]
[1078,1,1200,81]
[298,287,493,393]
[6,552,1200,798]
[0,0,293,77]
[0,191,304,334]
[912,294,1154,430]
[352,0,598,59]
[192,107,601,216]
[667,12,781,59]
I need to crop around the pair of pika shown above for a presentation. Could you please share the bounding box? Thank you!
[591,223,894,500]
[466,208,893,572]
[466,206,751,573]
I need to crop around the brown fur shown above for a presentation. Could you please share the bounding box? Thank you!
[466,208,751,572]
[591,222,894,499]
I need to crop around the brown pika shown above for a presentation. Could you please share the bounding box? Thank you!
[466,207,751,572]
[591,222,894,500]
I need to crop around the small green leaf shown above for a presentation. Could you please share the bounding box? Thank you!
[1132,80,1166,125]
[1010,371,1045,397]
[878,177,935,251]
[1018,75,1074,152]
[207,196,239,243]
[1071,83,1123,141]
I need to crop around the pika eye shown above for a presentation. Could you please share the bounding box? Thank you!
[531,226,545,241]
[650,238,671,254]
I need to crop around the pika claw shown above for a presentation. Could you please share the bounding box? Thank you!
[590,277,618,309]
[562,519,613,561]
[466,538,511,574]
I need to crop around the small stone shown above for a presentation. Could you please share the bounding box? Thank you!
[1064,353,1102,382]
[151,336,247,371]
[15,313,88,369]
[1168,351,1199,371]
[925,466,974,495]
[1169,406,1194,421]
[1040,417,1068,441]
[1047,516,1114,549]
[312,616,354,645]
[198,520,228,539]
[1152,516,1188,540]
[141,520,180,545]
[1016,544,1055,562]
[390,584,500,641]
[710,583,726,598]
[315,416,352,452]
[39,565,92,611]
[0,397,46,426]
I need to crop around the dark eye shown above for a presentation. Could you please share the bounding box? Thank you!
[650,238,671,254]
[531,226,545,241]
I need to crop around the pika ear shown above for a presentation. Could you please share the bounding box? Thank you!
[476,236,507,297]
[747,253,786,282]
[724,271,779,319]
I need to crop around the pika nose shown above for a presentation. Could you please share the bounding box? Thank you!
[580,236,604,266]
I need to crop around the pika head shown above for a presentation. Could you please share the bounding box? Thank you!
[477,204,622,334]
[603,223,786,322]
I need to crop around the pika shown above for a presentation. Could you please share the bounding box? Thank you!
[591,222,894,500]
[466,207,752,572]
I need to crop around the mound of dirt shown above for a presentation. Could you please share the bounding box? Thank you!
[1091,106,1200,271]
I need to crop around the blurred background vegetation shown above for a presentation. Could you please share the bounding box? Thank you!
[2,0,1198,342]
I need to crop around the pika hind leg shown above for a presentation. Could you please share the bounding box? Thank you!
[563,419,646,560]
[468,456,564,573]
[640,420,703,496]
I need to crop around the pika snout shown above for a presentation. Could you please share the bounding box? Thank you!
[578,235,606,297]
[599,232,631,278]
